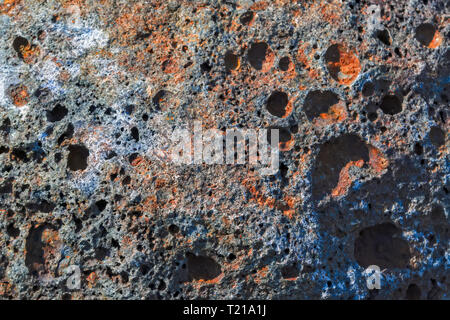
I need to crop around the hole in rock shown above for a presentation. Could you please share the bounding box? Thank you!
[46,104,68,122]
[303,90,339,120]
[368,112,378,121]
[95,200,107,212]
[124,104,134,115]
[67,144,89,171]
[12,36,29,59]
[415,23,437,47]
[131,127,139,142]
[224,51,239,70]
[200,62,212,73]
[354,222,411,269]
[406,284,421,300]
[168,224,179,234]
[7,223,20,238]
[278,56,291,71]
[25,200,55,214]
[240,11,254,25]
[95,247,109,261]
[11,147,29,163]
[122,176,131,185]
[380,95,402,115]
[414,143,423,155]
[0,180,12,194]
[248,42,269,70]
[186,253,221,281]
[281,263,299,279]
[429,126,445,148]
[25,224,55,276]
[227,253,236,261]
[153,90,168,111]
[362,82,375,97]
[266,91,289,117]
[375,29,391,46]
[312,134,369,200]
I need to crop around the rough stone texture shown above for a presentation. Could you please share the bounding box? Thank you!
[0,0,448,300]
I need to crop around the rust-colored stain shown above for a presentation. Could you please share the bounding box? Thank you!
[318,0,343,24]
[332,160,364,198]
[428,30,442,49]
[331,144,389,198]
[0,282,12,296]
[0,0,21,15]
[10,84,29,107]
[327,44,361,85]
[281,99,294,119]
[250,1,269,11]
[242,176,297,219]
[296,45,320,79]
[283,277,298,281]
[279,135,295,152]
[317,104,348,124]
[260,44,276,73]
[196,272,224,285]
[253,266,269,284]
[368,145,389,174]
[87,272,98,285]
[20,43,40,64]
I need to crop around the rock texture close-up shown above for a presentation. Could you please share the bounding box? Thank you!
[0,0,448,300]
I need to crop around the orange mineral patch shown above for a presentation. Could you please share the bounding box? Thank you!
[161,58,179,74]
[253,266,269,284]
[261,49,275,73]
[325,44,361,86]
[282,196,296,219]
[248,41,275,73]
[0,0,21,15]
[368,146,389,173]
[318,0,343,25]
[282,100,294,119]
[242,176,297,218]
[250,1,269,11]
[0,282,12,296]
[428,30,442,49]
[197,272,224,285]
[10,85,29,107]
[331,160,364,198]
[318,104,348,124]
[279,135,295,152]
[296,45,320,79]
[20,44,40,64]
[87,272,98,285]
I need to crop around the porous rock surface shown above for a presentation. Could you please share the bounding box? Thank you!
[0,0,448,299]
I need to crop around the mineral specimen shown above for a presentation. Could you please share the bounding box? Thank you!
[0,0,448,300]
